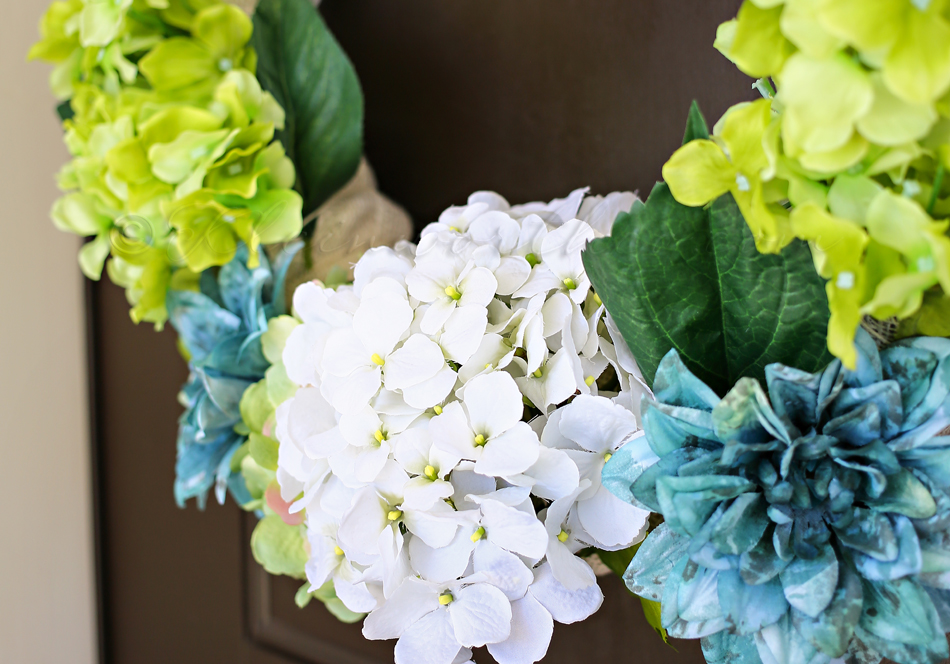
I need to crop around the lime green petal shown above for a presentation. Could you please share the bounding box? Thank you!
[713,20,738,60]
[29,0,83,62]
[780,0,843,59]
[662,140,736,206]
[240,380,273,435]
[857,74,938,146]
[249,433,279,472]
[864,142,923,178]
[193,4,252,61]
[733,185,792,254]
[787,175,828,209]
[168,194,240,271]
[826,272,865,370]
[260,93,286,131]
[720,99,772,176]
[863,238,907,302]
[728,1,795,78]
[255,142,296,191]
[243,189,304,244]
[925,230,950,293]
[138,107,223,149]
[865,189,933,258]
[818,0,905,52]
[749,0,784,7]
[138,37,216,91]
[79,0,132,47]
[168,267,200,292]
[106,138,152,184]
[827,174,883,223]
[147,128,233,184]
[78,234,112,279]
[779,53,874,155]
[51,192,112,235]
[862,272,936,320]
[206,153,266,198]
[262,315,300,365]
[265,362,298,407]
[897,289,950,337]
[790,203,868,278]
[883,8,950,105]
[798,132,869,174]
[251,515,307,579]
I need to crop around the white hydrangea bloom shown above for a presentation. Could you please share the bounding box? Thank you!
[277,188,653,664]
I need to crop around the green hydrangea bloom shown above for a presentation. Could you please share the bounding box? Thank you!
[664,0,950,369]
[31,0,302,327]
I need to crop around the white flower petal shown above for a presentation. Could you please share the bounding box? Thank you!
[558,395,638,454]
[403,476,455,511]
[512,265,561,300]
[334,577,379,614]
[528,563,604,624]
[404,508,461,549]
[493,256,532,296]
[473,541,533,601]
[402,365,458,410]
[338,487,389,564]
[327,366,382,415]
[408,526,477,583]
[486,593,554,664]
[441,306,488,364]
[394,608,460,664]
[449,584,512,647]
[514,446,580,500]
[464,372,524,438]
[480,498,548,561]
[354,290,413,357]
[386,334,445,390]
[363,577,440,640]
[430,402,477,462]
[477,422,541,477]
[577,484,650,549]
[322,329,370,377]
[545,539,596,591]
[282,323,328,386]
[458,267,497,308]
[450,467,497,511]
[421,297,457,335]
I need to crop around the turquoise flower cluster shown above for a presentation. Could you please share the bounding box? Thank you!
[604,329,950,664]
[168,242,298,508]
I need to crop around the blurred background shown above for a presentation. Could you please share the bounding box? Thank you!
[0,1,97,663]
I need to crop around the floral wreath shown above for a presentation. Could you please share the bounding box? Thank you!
[31,1,950,663]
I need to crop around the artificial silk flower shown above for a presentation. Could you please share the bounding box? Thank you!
[32,0,301,327]
[275,189,646,663]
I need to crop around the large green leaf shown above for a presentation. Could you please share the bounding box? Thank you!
[583,108,832,395]
[251,0,363,217]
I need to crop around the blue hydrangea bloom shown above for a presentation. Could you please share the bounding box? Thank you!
[168,243,299,508]
[603,329,950,664]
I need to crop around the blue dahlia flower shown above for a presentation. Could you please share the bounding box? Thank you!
[603,329,950,664]
[168,242,299,508]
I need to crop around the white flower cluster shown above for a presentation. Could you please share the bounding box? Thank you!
[276,188,656,664]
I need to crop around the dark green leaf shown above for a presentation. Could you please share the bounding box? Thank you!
[251,0,363,217]
[584,183,832,396]
[682,100,709,144]
[56,100,74,122]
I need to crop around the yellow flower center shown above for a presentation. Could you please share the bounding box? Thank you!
[557,529,570,543]
[474,434,487,447]
[371,353,385,366]
[525,252,540,267]
[444,285,462,301]
[433,405,443,415]
[604,452,612,463]
[593,292,602,305]
[470,526,486,543]
[374,429,386,444]
[334,545,344,556]
[424,465,438,480]
[585,375,596,387]
[533,368,543,378]
[563,277,577,290]
[387,510,403,522]
[439,592,454,605]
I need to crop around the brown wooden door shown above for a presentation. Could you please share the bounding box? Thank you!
[90,1,750,662]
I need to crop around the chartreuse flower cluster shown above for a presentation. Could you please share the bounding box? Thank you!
[604,329,950,664]
[273,189,658,663]
[662,0,950,369]
[31,0,302,326]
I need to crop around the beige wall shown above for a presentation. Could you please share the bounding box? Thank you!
[0,2,97,663]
